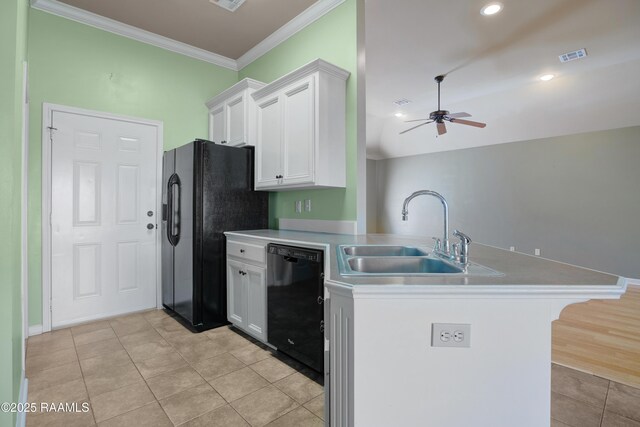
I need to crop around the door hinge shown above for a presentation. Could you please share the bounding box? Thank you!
[47,125,57,142]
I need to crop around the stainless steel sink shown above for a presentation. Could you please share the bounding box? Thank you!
[342,245,428,257]
[336,244,503,277]
[347,257,462,274]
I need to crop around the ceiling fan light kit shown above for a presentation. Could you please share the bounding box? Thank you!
[400,75,486,136]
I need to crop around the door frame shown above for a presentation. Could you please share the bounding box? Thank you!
[41,103,164,332]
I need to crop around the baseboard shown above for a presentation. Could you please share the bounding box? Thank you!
[16,373,28,427]
[278,218,358,235]
[28,325,42,336]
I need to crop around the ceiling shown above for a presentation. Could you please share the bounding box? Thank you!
[57,0,317,59]
[365,0,640,159]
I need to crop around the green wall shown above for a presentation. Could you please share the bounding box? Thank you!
[27,10,238,326]
[27,0,360,326]
[239,0,358,228]
[1,0,28,424]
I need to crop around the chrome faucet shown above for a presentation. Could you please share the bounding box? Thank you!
[401,190,450,257]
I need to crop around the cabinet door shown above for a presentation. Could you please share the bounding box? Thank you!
[255,95,282,188]
[227,259,247,328]
[245,264,266,341]
[282,76,315,186]
[226,93,246,146]
[210,104,226,145]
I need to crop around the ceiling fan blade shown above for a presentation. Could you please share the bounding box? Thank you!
[399,121,433,135]
[450,118,486,128]
[447,112,471,118]
[404,119,431,123]
[437,121,447,135]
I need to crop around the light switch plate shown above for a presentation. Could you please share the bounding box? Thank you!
[431,323,471,348]
[295,200,302,213]
[304,199,312,212]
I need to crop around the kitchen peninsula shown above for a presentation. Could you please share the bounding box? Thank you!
[225,229,626,427]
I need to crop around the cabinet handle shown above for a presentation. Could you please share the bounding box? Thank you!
[221,140,227,144]
[240,249,245,253]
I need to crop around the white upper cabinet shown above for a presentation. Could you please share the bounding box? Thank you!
[206,78,265,146]
[252,59,350,191]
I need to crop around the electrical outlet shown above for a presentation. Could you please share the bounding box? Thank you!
[534,248,541,256]
[431,323,471,348]
[509,246,515,251]
[295,200,302,213]
[304,199,312,212]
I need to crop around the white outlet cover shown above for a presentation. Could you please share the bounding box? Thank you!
[304,199,312,212]
[295,200,302,213]
[431,323,471,348]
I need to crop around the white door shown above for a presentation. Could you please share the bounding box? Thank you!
[50,109,159,327]
[255,95,282,188]
[227,259,247,328]
[226,93,246,146]
[245,264,266,341]
[209,104,225,144]
[282,77,315,186]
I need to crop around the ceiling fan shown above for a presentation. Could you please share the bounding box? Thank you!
[400,75,486,136]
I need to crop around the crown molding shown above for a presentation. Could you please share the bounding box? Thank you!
[252,58,350,101]
[30,0,239,71]
[205,78,265,109]
[31,0,347,73]
[236,0,347,70]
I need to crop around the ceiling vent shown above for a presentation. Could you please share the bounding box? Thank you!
[559,48,587,63]
[393,98,412,107]
[209,0,246,12]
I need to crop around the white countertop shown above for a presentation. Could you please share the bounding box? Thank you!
[225,229,627,298]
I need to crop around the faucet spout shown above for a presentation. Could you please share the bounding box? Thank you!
[401,190,450,255]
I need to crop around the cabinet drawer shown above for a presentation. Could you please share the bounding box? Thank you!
[227,240,266,264]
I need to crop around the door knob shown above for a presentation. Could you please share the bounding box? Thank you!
[147,223,155,230]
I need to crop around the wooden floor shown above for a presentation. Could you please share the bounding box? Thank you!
[552,284,640,389]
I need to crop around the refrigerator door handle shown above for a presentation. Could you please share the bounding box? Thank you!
[173,174,181,245]
[167,173,181,247]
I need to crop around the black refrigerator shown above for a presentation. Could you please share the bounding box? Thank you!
[162,139,268,331]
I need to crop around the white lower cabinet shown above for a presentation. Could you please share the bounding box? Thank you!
[226,241,267,342]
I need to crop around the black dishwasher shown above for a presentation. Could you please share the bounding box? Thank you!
[267,244,324,373]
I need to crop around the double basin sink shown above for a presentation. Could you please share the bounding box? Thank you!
[338,245,502,277]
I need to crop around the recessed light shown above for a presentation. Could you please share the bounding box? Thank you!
[481,2,503,16]
[539,74,555,81]
[394,112,405,118]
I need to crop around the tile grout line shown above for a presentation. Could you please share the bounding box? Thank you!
[85,315,163,424]
[153,316,250,426]
[113,314,175,425]
[71,324,100,426]
[599,381,611,427]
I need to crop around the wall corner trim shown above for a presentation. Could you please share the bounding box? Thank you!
[30,0,347,72]
[236,0,347,70]
[30,0,239,70]
[16,374,28,427]
[28,325,43,337]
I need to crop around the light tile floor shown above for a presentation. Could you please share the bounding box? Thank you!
[25,309,324,426]
[551,364,640,426]
[25,309,640,426]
